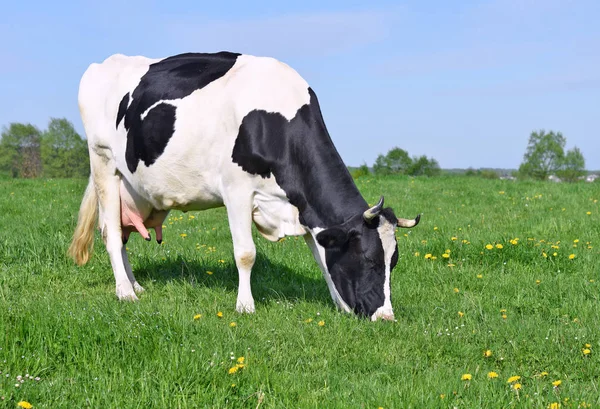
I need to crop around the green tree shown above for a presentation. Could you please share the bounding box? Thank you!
[373,147,412,175]
[518,130,566,180]
[41,118,89,178]
[557,146,586,182]
[0,123,42,178]
[350,163,370,179]
[407,155,441,176]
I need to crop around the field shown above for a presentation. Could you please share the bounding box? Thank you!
[1,176,599,408]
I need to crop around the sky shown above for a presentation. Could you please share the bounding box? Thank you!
[1,0,599,169]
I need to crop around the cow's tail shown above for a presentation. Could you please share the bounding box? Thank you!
[68,177,98,265]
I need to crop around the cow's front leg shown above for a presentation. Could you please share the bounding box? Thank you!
[225,196,256,313]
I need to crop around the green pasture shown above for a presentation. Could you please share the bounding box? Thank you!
[0,176,599,408]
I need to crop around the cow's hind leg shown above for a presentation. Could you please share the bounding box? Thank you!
[122,247,144,293]
[91,150,138,301]
[224,192,256,313]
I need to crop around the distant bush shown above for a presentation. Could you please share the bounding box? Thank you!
[373,147,440,177]
[351,164,370,179]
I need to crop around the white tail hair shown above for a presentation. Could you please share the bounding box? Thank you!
[68,177,98,265]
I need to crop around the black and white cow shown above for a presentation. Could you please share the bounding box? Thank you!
[68,52,420,321]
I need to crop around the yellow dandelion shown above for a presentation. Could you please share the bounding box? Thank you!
[569,254,576,260]
[484,349,492,358]
[431,256,437,260]
[218,259,225,263]
[476,274,483,279]
[586,211,591,215]
[442,253,450,259]
[451,236,457,241]
[502,314,507,319]
[414,252,420,257]
[228,366,239,374]
[217,311,223,318]
[574,239,580,243]
[434,226,438,230]
[543,252,548,258]
[180,233,187,238]
[461,373,472,381]
[193,314,202,320]
[206,270,214,275]
[512,383,522,390]
[424,253,432,259]
[540,371,548,377]
[585,343,591,348]
[499,191,505,194]
[236,363,245,369]
[447,263,456,267]
[510,239,518,245]
[17,402,33,409]
[458,311,464,317]
[553,252,558,257]
[453,288,459,293]
[237,356,245,364]
[304,318,313,323]
[318,320,325,327]
[552,380,561,387]
[488,371,499,379]
[507,375,521,383]
[485,244,493,250]
[439,394,445,399]
[229,322,237,327]
[548,403,560,409]
[496,243,503,249]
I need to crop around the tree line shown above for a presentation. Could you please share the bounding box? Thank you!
[0,118,89,178]
[354,129,589,182]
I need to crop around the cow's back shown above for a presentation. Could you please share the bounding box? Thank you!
[78,53,312,212]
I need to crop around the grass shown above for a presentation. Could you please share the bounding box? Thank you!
[0,175,599,408]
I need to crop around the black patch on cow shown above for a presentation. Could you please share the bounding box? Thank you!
[116,92,129,129]
[232,88,368,229]
[119,52,240,172]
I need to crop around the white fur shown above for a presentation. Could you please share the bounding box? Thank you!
[371,218,397,321]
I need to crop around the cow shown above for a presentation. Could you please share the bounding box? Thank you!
[68,52,420,321]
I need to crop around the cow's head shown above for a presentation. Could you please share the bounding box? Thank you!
[316,197,420,321]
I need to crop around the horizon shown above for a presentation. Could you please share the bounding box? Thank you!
[2,0,599,169]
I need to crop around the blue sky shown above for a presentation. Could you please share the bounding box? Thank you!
[1,0,599,169]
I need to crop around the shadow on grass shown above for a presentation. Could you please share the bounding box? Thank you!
[133,252,332,308]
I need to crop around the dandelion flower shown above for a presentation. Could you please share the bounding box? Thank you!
[512,383,522,390]
[318,320,325,327]
[228,366,239,374]
[304,318,313,323]
[453,288,459,293]
[414,252,420,257]
[585,343,591,348]
[484,349,492,358]
[496,244,503,249]
[536,280,541,285]
[229,322,237,327]
[574,239,580,243]
[17,402,32,409]
[553,252,558,257]
[485,244,493,250]
[206,271,213,275]
[458,311,464,317]
[488,371,499,379]
[548,403,560,409]
[180,233,187,238]
[476,274,483,279]
[237,357,245,364]
[442,253,450,259]
[586,211,591,215]
[540,371,548,377]
[569,254,576,260]
[552,380,561,387]
[424,253,432,259]
[193,314,202,320]
[507,375,521,383]
[461,373,472,381]
[217,311,223,318]
[451,236,457,241]
[502,314,507,319]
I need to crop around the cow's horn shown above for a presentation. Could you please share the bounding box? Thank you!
[363,196,384,221]
[397,214,421,228]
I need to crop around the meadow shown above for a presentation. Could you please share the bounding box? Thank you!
[0,175,599,408]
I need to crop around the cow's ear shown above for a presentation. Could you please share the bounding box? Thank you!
[316,227,349,248]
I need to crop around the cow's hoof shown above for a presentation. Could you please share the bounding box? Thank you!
[133,282,145,294]
[236,300,255,313]
[116,285,139,301]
